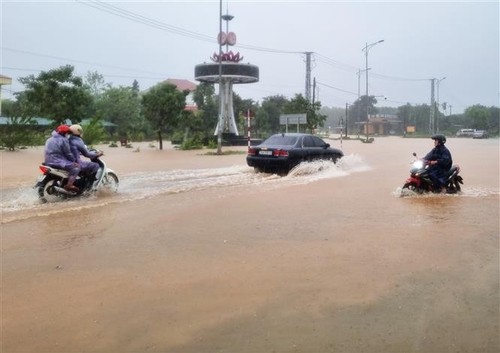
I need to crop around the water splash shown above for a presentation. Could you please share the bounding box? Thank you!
[287,154,370,181]
[394,186,499,198]
[1,155,371,224]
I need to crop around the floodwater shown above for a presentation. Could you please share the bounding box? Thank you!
[1,137,499,353]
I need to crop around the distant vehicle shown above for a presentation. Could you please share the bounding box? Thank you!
[472,130,489,139]
[246,133,344,174]
[456,129,476,137]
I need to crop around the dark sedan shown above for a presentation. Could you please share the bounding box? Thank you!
[247,133,344,174]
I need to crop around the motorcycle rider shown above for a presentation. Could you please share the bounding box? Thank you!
[44,125,81,192]
[68,124,103,181]
[424,134,453,193]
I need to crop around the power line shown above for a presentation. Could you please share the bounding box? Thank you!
[2,48,168,76]
[77,1,432,84]
[370,72,430,82]
[314,53,359,74]
[316,81,358,96]
[76,0,215,43]
[77,0,302,55]
[3,1,445,107]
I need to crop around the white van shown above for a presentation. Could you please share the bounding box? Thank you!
[456,129,476,137]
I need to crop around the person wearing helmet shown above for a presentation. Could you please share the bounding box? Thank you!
[44,125,81,192]
[424,134,453,193]
[68,124,103,180]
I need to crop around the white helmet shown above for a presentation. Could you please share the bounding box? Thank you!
[69,124,83,136]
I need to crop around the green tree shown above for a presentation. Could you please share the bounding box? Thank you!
[85,71,108,97]
[0,116,39,151]
[397,103,413,132]
[1,99,18,117]
[81,117,108,146]
[255,95,288,137]
[95,86,142,140]
[284,94,326,132]
[193,82,218,139]
[17,65,92,124]
[395,103,431,134]
[487,106,499,135]
[348,95,380,131]
[233,95,258,136]
[464,105,490,131]
[142,82,187,150]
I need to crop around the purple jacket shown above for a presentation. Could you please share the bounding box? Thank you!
[44,131,76,169]
[69,135,99,163]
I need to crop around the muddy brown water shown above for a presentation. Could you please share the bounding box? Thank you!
[1,137,498,353]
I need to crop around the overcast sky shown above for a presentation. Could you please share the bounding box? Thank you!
[1,0,499,114]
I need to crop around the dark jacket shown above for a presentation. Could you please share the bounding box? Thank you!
[424,144,453,172]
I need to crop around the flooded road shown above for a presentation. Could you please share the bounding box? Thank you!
[1,154,370,224]
[1,137,498,353]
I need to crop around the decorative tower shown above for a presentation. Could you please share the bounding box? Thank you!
[194,13,259,137]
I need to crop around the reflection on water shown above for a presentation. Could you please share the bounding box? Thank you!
[394,185,499,226]
[406,195,461,225]
[395,186,498,199]
[1,154,369,224]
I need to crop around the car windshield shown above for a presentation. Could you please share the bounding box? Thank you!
[263,135,298,147]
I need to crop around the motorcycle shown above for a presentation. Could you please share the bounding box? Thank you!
[35,152,119,203]
[402,153,463,194]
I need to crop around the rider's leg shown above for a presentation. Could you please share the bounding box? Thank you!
[65,164,81,191]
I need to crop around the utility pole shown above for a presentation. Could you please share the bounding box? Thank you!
[345,103,349,138]
[357,69,361,98]
[429,78,436,134]
[436,77,446,132]
[312,77,316,104]
[304,52,313,102]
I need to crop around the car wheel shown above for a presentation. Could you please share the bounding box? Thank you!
[329,154,341,163]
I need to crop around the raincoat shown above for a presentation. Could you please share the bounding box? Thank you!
[69,135,100,174]
[424,144,453,188]
[44,131,77,169]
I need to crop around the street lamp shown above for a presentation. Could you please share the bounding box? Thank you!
[362,39,384,140]
[363,40,384,99]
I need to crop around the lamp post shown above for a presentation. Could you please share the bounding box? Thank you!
[217,0,223,154]
[362,39,384,140]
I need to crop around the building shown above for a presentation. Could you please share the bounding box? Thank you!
[164,78,198,112]
[357,114,403,135]
[0,74,12,115]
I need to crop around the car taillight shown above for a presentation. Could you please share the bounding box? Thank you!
[273,149,288,157]
[39,165,50,174]
[248,147,257,155]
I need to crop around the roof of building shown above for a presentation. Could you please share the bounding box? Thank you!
[165,78,197,92]
[0,75,12,85]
